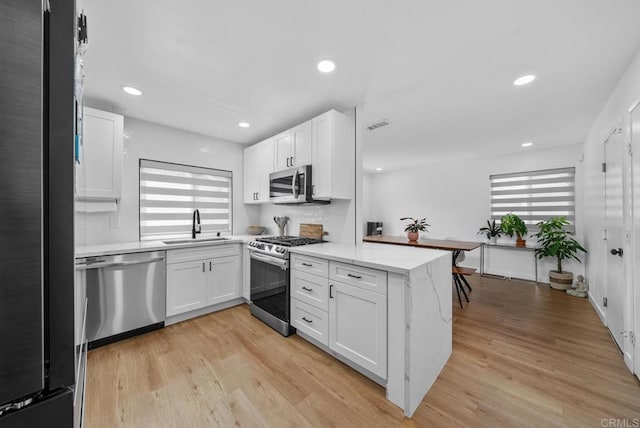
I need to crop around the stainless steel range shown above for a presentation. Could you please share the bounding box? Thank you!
[248,236,325,336]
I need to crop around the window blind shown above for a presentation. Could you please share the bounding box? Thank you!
[139,159,232,241]
[490,167,575,231]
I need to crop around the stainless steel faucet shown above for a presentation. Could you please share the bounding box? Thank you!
[192,209,201,239]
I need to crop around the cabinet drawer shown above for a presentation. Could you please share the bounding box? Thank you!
[291,254,329,277]
[329,261,387,295]
[292,270,329,311]
[167,243,240,264]
[291,299,329,346]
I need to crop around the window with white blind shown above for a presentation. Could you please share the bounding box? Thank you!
[490,167,576,232]
[139,159,232,241]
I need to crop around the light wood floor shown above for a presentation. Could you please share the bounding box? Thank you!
[85,275,640,427]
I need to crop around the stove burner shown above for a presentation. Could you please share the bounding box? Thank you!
[255,236,325,247]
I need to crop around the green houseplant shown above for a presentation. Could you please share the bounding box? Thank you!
[532,216,587,290]
[500,213,528,247]
[400,217,430,241]
[477,219,501,244]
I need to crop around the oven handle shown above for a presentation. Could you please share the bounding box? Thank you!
[250,251,289,269]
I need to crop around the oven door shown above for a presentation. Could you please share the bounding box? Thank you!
[250,252,290,322]
[269,165,311,204]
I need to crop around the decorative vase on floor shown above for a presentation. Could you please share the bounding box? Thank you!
[407,231,419,241]
[549,271,573,290]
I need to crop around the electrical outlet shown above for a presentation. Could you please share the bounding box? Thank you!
[109,216,120,228]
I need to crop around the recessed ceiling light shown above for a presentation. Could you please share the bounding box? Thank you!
[375,167,383,171]
[317,60,336,73]
[122,86,142,96]
[521,142,534,147]
[238,121,250,128]
[513,75,536,86]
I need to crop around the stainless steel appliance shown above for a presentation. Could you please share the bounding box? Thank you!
[248,236,325,336]
[269,165,329,204]
[75,252,166,348]
[0,0,76,425]
[366,222,384,236]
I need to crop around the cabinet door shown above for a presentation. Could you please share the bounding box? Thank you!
[206,255,242,306]
[76,107,123,199]
[257,138,274,202]
[312,112,333,199]
[291,120,312,167]
[166,260,207,317]
[329,281,387,379]
[243,144,260,204]
[274,131,292,170]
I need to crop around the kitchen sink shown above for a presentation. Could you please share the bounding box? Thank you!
[162,237,229,245]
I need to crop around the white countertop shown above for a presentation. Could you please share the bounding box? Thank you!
[289,242,449,274]
[75,235,259,258]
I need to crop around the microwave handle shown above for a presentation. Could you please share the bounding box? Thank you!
[292,169,299,198]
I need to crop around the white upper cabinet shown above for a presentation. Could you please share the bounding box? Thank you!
[243,137,273,204]
[274,120,312,170]
[312,110,353,200]
[76,107,123,200]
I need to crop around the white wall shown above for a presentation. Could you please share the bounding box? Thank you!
[363,144,585,283]
[75,117,259,246]
[582,48,640,366]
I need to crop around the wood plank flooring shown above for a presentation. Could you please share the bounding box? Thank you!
[85,275,640,427]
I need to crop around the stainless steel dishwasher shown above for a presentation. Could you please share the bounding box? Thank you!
[75,251,166,348]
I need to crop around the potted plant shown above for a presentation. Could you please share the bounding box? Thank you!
[500,213,527,247]
[532,216,587,290]
[400,217,430,241]
[477,219,501,244]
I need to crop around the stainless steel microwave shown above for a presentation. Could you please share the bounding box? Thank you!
[269,165,313,204]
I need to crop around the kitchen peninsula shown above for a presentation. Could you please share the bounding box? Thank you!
[288,242,452,417]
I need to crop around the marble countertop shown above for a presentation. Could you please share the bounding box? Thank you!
[75,235,260,258]
[289,242,449,274]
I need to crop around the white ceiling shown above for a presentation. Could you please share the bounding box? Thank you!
[81,0,640,172]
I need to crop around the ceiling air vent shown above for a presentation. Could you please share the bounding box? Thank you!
[365,119,390,131]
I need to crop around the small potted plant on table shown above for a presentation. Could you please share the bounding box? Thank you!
[533,216,587,290]
[477,219,501,244]
[500,213,528,247]
[400,217,430,241]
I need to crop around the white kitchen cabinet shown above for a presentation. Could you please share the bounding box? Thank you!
[243,137,273,204]
[311,110,353,200]
[76,107,123,200]
[166,244,242,318]
[290,256,387,380]
[329,280,387,379]
[206,255,242,305]
[274,120,312,170]
[166,260,207,317]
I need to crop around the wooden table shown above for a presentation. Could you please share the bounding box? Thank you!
[363,235,482,253]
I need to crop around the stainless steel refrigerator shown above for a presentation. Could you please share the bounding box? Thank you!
[0,0,76,426]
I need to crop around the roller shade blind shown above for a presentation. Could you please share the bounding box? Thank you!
[139,159,232,241]
[490,167,575,232]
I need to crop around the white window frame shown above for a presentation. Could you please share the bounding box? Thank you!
[139,159,233,241]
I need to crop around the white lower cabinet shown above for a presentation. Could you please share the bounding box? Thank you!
[166,260,207,317]
[290,255,388,380]
[166,244,241,318]
[207,255,242,306]
[329,281,387,378]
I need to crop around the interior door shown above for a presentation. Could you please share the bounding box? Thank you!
[630,101,640,378]
[605,127,625,351]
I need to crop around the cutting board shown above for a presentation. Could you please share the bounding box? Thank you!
[299,223,323,240]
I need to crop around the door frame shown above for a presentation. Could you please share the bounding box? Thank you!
[628,100,640,378]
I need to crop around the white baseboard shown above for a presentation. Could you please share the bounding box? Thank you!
[588,291,606,324]
[166,298,245,326]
